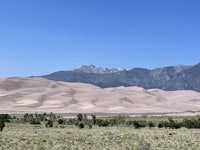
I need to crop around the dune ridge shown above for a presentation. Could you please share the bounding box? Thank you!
[0,77,200,114]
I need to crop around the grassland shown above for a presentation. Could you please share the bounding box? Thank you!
[0,123,200,150]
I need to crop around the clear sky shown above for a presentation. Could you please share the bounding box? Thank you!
[0,0,200,77]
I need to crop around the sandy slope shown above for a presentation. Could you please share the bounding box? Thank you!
[0,77,200,114]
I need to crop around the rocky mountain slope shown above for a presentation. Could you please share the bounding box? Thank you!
[42,63,200,91]
[73,65,126,74]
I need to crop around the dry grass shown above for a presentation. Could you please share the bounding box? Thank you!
[0,123,200,150]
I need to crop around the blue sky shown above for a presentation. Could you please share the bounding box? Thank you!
[0,0,200,77]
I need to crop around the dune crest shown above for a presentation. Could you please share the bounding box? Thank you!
[0,77,200,114]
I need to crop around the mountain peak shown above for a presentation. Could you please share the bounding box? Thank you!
[42,63,200,91]
[73,65,127,74]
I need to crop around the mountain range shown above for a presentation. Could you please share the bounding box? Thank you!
[41,63,200,92]
[1,63,200,114]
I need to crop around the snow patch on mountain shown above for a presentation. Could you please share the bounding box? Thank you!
[73,65,127,74]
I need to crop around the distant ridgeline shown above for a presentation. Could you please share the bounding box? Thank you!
[41,63,200,92]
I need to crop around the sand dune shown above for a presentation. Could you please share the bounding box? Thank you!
[0,77,200,114]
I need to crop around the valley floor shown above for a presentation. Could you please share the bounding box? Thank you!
[0,123,199,150]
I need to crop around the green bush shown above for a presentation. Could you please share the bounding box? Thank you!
[58,119,64,124]
[182,118,200,129]
[91,115,96,125]
[77,114,83,121]
[157,118,181,129]
[78,122,84,129]
[0,121,5,132]
[157,122,163,128]
[96,119,110,127]
[88,124,92,129]
[133,120,146,128]
[0,114,11,122]
[46,120,53,128]
[30,119,41,125]
[148,121,155,128]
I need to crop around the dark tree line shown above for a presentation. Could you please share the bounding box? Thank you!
[2,113,200,131]
[131,117,200,129]
[19,113,200,129]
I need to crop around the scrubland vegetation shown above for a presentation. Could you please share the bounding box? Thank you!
[1,113,200,149]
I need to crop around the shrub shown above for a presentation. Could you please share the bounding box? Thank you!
[0,121,5,132]
[97,119,110,127]
[77,114,83,121]
[30,118,41,125]
[0,114,11,122]
[173,122,181,129]
[88,124,92,129]
[133,120,146,128]
[157,122,164,128]
[58,118,64,124]
[157,118,181,129]
[102,120,110,127]
[46,120,53,128]
[91,115,96,125]
[182,118,200,129]
[148,121,155,128]
[78,122,84,129]
[136,141,152,150]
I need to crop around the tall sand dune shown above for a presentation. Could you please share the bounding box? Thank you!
[0,77,200,114]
